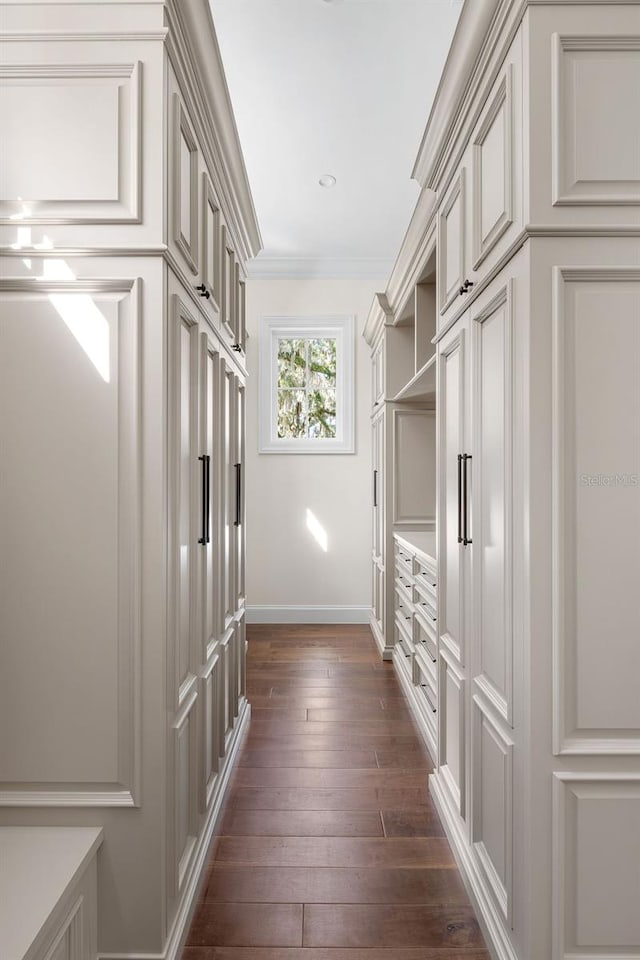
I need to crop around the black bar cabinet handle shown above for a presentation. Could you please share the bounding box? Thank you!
[198,454,210,545]
[234,462,242,527]
[457,454,463,544]
[373,469,378,508]
[463,453,472,546]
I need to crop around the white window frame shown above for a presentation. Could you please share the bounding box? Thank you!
[259,315,355,454]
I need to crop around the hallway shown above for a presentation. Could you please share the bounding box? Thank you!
[182,624,489,957]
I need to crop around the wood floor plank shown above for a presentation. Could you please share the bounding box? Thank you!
[230,786,430,811]
[186,902,303,947]
[381,808,446,838]
[220,809,385,837]
[231,767,428,789]
[237,749,379,768]
[248,720,418,737]
[302,904,485,949]
[201,866,466,904]
[211,836,456,868]
[245,735,423,751]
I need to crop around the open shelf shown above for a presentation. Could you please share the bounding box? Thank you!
[391,353,436,402]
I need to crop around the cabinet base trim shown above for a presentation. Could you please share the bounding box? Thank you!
[430,771,517,960]
[98,701,251,960]
[370,615,394,660]
[246,605,370,624]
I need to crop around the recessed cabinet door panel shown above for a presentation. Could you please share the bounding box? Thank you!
[172,300,199,702]
[0,283,140,796]
[471,30,522,271]
[554,270,640,753]
[172,94,199,274]
[202,336,220,658]
[472,285,513,723]
[440,651,465,819]
[220,361,236,631]
[234,378,245,612]
[438,317,469,666]
[438,170,466,316]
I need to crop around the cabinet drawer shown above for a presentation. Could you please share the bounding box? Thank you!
[414,557,436,591]
[415,589,437,629]
[395,572,414,605]
[395,543,414,577]
[415,610,438,659]
[395,614,414,659]
[414,651,437,704]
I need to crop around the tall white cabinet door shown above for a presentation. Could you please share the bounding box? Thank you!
[437,313,471,819]
[437,314,470,667]
[169,293,200,708]
[199,332,220,661]
[470,278,514,725]
[372,412,384,562]
[219,358,237,633]
[233,376,246,615]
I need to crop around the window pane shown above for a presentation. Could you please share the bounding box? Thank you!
[277,338,307,388]
[277,388,307,438]
[308,388,336,439]
[308,338,337,390]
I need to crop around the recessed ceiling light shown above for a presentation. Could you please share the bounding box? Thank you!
[319,174,337,188]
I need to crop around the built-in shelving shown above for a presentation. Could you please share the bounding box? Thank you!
[391,353,436,402]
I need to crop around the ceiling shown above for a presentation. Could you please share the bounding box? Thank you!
[210,0,462,277]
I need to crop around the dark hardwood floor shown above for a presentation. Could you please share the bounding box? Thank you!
[182,624,489,959]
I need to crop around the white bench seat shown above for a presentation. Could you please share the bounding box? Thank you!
[0,827,103,960]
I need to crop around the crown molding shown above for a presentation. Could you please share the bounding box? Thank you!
[385,188,438,318]
[363,292,393,346]
[165,0,262,264]
[246,257,394,280]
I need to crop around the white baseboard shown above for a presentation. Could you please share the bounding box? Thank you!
[245,605,370,624]
[370,614,394,660]
[99,700,251,960]
[429,771,516,960]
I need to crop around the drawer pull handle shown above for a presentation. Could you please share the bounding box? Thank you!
[196,283,211,299]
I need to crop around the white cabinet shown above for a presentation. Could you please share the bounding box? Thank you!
[0,2,260,956]
[437,28,523,332]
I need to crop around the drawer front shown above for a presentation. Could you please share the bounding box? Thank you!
[414,587,437,629]
[415,610,438,661]
[395,571,415,605]
[395,542,414,577]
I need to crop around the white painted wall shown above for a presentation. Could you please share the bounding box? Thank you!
[245,276,385,619]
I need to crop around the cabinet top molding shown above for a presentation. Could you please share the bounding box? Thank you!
[411,0,639,193]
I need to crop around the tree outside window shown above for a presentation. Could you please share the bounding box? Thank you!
[259,317,354,454]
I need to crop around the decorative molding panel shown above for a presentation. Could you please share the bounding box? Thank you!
[471,696,514,927]
[170,688,198,898]
[471,282,514,725]
[172,94,199,274]
[0,278,142,807]
[552,773,640,960]
[438,168,466,313]
[392,408,436,527]
[552,267,640,755]
[168,294,200,713]
[201,172,220,309]
[472,66,514,268]
[552,35,640,205]
[0,63,141,224]
[439,646,466,819]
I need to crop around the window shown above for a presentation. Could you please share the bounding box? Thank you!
[259,316,355,453]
